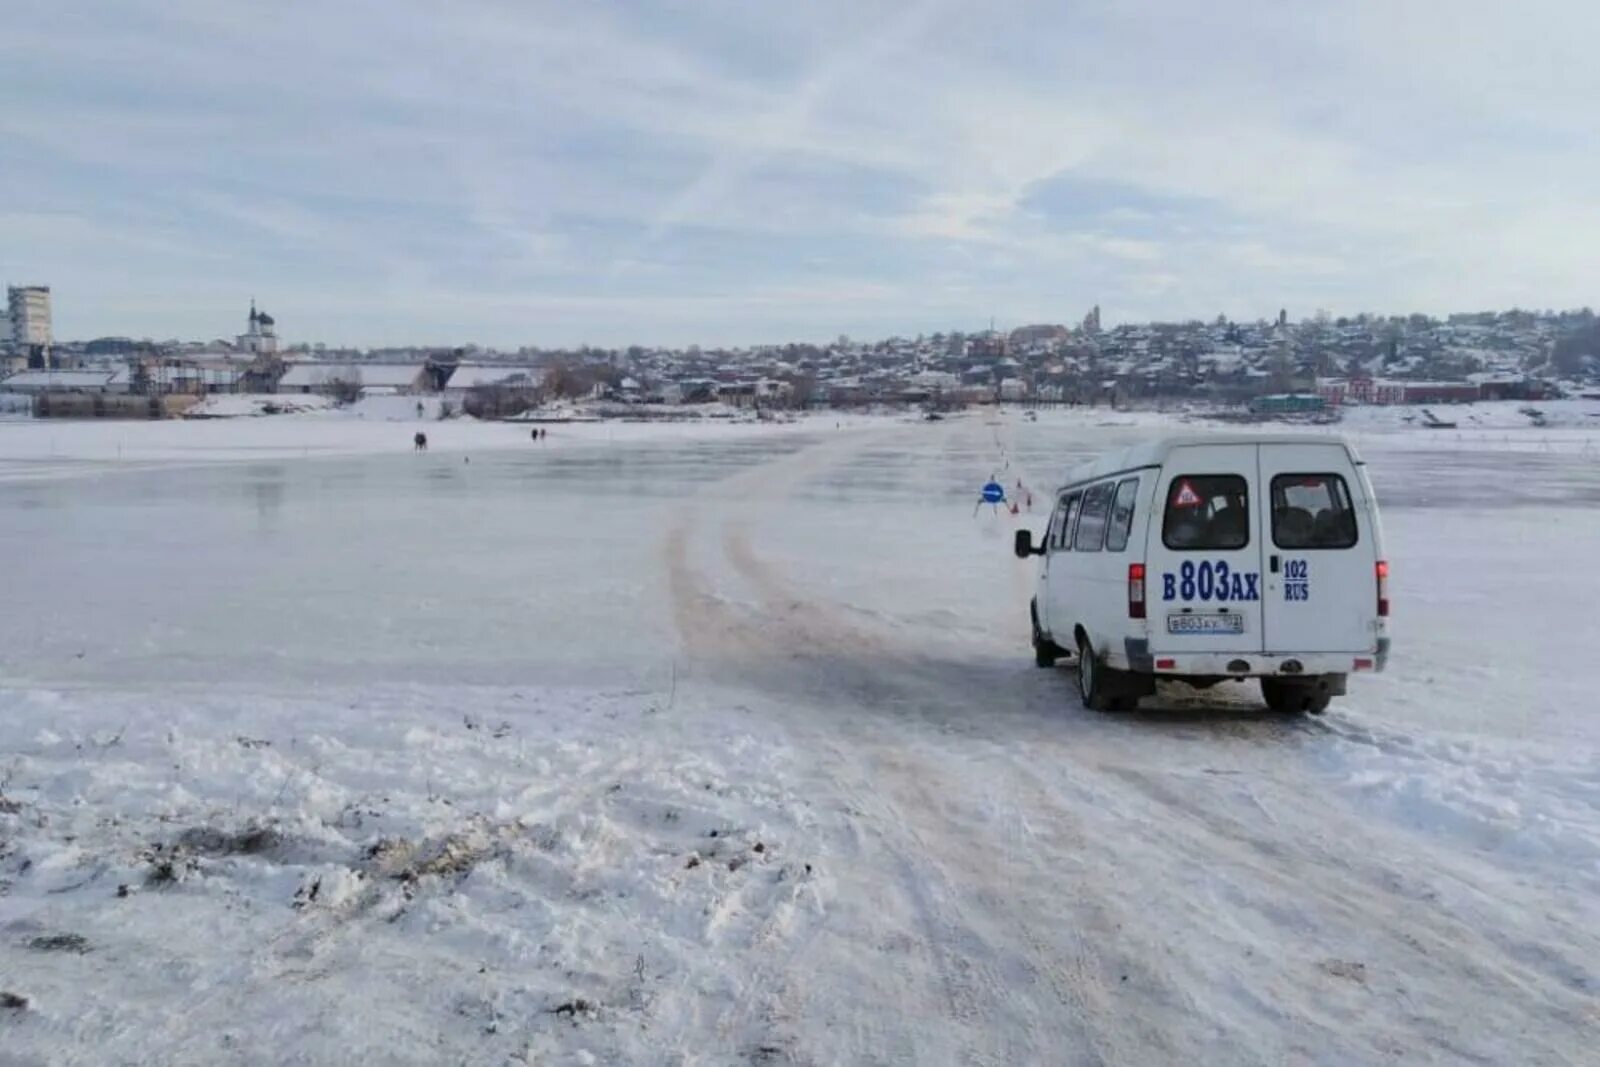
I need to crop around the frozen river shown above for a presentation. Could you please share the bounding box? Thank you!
[4,415,1597,743]
[2,410,1598,1065]
[0,434,811,689]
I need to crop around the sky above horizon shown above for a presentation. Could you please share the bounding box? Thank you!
[4,1,1597,348]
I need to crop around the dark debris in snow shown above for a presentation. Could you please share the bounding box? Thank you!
[26,932,90,954]
[177,824,283,857]
[550,997,595,1020]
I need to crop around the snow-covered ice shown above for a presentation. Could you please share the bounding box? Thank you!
[2,408,1598,1065]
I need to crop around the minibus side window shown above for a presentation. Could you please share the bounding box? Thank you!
[1162,475,1250,550]
[1053,492,1082,551]
[1271,474,1358,549]
[1074,482,1115,551]
[1105,477,1140,552]
[1045,497,1067,550]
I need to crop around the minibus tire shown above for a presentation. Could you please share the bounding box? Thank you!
[1077,636,1118,711]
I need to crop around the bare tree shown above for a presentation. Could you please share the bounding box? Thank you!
[325,376,362,405]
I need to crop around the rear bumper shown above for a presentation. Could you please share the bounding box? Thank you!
[1117,638,1385,678]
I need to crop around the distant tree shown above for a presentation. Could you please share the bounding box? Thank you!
[544,361,604,399]
[326,374,362,405]
[1266,344,1297,393]
[465,383,540,418]
[1552,321,1600,376]
[777,371,817,409]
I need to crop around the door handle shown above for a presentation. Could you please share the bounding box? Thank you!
[1269,554,1280,573]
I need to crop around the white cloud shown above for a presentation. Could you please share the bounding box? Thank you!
[3,0,1597,344]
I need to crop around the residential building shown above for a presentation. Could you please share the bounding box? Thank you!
[716,379,792,408]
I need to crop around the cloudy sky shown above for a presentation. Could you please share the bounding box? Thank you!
[3,1,1596,347]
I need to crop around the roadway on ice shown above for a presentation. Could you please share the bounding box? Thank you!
[1,409,1598,1064]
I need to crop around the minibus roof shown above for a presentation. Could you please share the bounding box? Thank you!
[1058,432,1360,491]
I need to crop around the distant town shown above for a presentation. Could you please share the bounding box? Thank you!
[4,283,1599,419]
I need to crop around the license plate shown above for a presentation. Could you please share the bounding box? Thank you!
[1167,612,1244,635]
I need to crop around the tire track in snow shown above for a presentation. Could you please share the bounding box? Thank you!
[656,432,1015,1060]
[663,416,1600,1064]
[658,423,1143,1063]
[1086,758,1600,1058]
[662,547,967,1056]
[719,514,1167,1065]
[661,480,873,1060]
[689,423,1309,1061]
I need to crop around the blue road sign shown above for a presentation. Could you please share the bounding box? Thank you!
[982,480,1006,504]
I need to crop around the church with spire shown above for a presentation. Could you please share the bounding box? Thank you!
[237,299,278,356]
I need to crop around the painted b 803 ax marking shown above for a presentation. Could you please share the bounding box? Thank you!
[1162,560,1260,602]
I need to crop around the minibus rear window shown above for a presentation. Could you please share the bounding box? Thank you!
[1271,474,1358,549]
[1162,475,1249,550]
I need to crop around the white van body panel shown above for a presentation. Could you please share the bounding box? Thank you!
[1074,472,1153,664]
[1142,444,1265,655]
[1254,442,1385,654]
[1030,433,1388,682]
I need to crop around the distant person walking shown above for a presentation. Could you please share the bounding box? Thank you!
[414,432,428,451]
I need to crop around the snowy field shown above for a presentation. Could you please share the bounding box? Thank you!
[2,407,1599,1065]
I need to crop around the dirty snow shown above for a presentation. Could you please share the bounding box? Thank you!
[184,394,338,419]
[1,410,1598,1065]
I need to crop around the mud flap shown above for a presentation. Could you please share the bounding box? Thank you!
[1118,639,1158,699]
[1121,670,1157,699]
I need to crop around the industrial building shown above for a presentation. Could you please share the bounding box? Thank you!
[5,285,52,368]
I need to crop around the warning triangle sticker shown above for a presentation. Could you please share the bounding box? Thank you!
[1172,480,1203,508]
